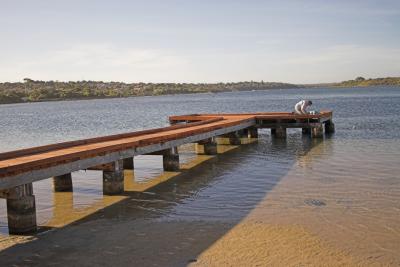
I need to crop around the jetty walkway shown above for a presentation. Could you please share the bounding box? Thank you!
[0,111,334,234]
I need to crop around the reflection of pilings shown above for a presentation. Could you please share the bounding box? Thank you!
[127,139,307,223]
[296,137,332,168]
[163,147,180,171]
[103,160,124,195]
[6,183,37,234]
[52,191,73,225]
[311,125,324,138]
[325,120,335,134]
[53,173,73,192]
[123,157,134,170]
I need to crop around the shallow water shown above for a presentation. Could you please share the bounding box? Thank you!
[0,87,399,264]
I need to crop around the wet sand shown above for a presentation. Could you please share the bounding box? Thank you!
[1,139,399,266]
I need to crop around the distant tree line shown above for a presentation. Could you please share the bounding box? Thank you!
[1,77,398,104]
[0,79,301,104]
[336,76,400,87]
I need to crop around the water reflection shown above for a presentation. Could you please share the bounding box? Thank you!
[0,87,399,265]
[0,142,253,235]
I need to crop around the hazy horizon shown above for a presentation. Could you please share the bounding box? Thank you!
[1,0,399,84]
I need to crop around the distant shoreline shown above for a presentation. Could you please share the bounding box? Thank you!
[0,77,399,105]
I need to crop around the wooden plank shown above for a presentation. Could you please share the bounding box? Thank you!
[0,117,254,178]
[0,117,224,161]
[257,122,322,128]
[87,162,115,171]
[0,111,333,188]
[169,111,332,122]
[0,118,255,190]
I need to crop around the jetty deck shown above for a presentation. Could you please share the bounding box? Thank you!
[0,111,334,234]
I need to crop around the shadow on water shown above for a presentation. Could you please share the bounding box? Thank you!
[0,133,329,266]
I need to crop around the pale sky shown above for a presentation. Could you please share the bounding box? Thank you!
[0,0,399,83]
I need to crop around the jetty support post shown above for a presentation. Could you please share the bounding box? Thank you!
[238,129,249,139]
[248,127,259,139]
[220,131,242,145]
[196,138,218,155]
[123,157,134,170]
[302,128,311,135]
[274,127,287,139]
[163,147,180,171]
[53,173,73,192]
[325,120,335,134]
[2,183,37,234]
[311,124,324,138]
[103,160,124,195]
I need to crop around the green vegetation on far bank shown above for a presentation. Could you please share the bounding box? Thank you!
[0,79,300,104]
[335,76,400,87]
[0,76,399,104]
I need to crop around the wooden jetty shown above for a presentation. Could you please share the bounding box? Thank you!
[0,111,334,234]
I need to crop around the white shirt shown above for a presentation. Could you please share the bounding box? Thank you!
[294,100,311,115]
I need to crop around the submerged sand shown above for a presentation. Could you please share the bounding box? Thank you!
[1,140,399,266]
[190,222,361,267]
[0,218,361,267]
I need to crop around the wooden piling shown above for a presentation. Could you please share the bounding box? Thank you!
[163,147,180,171]
[248,127,258,138]
[302,128,311,135]
[274,127,287,139]
[203,141,218,155]
[325,120,335,134]
[103,160,124,195]
[6,183,37,234]
[220,132,241,145]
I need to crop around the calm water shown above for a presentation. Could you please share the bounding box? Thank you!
[0,87,400,264]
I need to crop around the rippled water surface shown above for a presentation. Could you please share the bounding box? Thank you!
[0,87,399,264]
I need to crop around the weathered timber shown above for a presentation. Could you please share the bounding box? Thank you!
[87,162,116,171]
[257,122,322,128]
[196,138,218,155]
[6,183,37,234]
[220,131,241,145]
[163,147,179,171]
[103,160,124,195]
[0,118,254,190]
[274,127,287,139]
[203,141,218,155]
